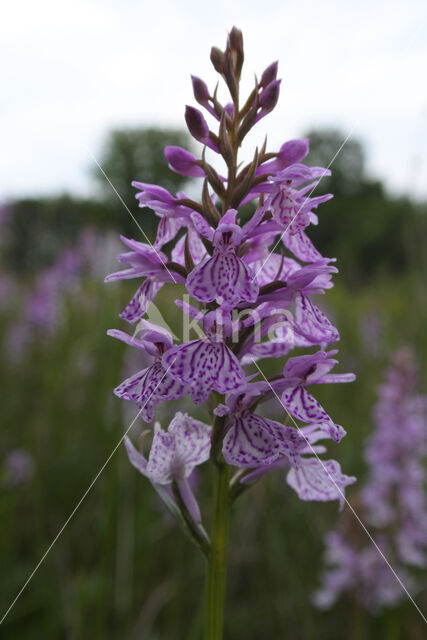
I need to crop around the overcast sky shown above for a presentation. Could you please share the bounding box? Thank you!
[1,0,427,203]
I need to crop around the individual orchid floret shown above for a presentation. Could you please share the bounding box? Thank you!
[186,209,259,308]
[162,308,247,404]
[236,419,354,510]
[263,163,333,233]
[125,411,211,523]
[220,392,306,468]
[275,350,354,441]
[132,182,199,248]
[104,235,178,283]
[255,262,340,345]
[104,236,180,324]
[109,323,188,422]
[255,138,309,177]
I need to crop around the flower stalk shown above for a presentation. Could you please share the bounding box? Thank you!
[204,461,230,640]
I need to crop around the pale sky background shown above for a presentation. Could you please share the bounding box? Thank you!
[1,0,427,202]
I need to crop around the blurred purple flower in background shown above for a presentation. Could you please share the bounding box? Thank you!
[3,227,119,363]
[2,449,34,487]
[314,348,427,611]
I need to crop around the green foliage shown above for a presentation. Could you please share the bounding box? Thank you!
[5,196,108,273]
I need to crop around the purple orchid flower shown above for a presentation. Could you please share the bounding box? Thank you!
[132,182,196,248]
[219,393,306,468]
[186,209,259,308]
[125,412,211,522]
[109,323,188,422]
[162,309,247,404]
[219,391,354,508]
[104,236,177,283]
[256,138,309,177]
[104,236,182,324]
[262,163,333,233]
[272,350,355,441]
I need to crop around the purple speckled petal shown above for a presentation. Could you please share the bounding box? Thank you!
[223,409,305,468]
[171,230,208,266]
[223,411,282,467]
[119,280,163,324]
[294,294,339,345]
[250,253,300,286]
[287,458,356,509]
[169,412,211,472]
[114,361,188,422]
[282,384,332,424]
[190,212,214,241]
[146,423,175,483]
[298,422,347,446]
[214,344,248,394]
[186,252,259,307]
[155,216,186,248]
[162,340,246,404]
[283,230,326,263]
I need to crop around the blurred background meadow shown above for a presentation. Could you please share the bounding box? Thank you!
[1,2,427,639]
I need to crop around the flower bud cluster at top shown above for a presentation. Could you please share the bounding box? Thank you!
[106,27,356,520]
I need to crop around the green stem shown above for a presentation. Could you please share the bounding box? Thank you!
[204,462,230,640]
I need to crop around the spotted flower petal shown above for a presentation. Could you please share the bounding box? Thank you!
[287,458,356,509]
[162,339,246,404]
[119,279,163,324]
[114,361,188,422]
[168,412,212,473]
[294,293,339,345]
[186,253,258,307]
[283,229,326,263]
[223,409,306,468]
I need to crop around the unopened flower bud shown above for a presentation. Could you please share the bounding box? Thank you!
[164,146,205,178]
[278,138,309,166]
[191,75,210,104]
[259,79,281,111]
[185,105,210,141]
[260,61,278,88]
[228,26,243,52]
[210,46,226,74]
[227,26,244,80]
[185,106,219,152]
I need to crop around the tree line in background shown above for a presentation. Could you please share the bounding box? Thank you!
[3,127,427,284]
